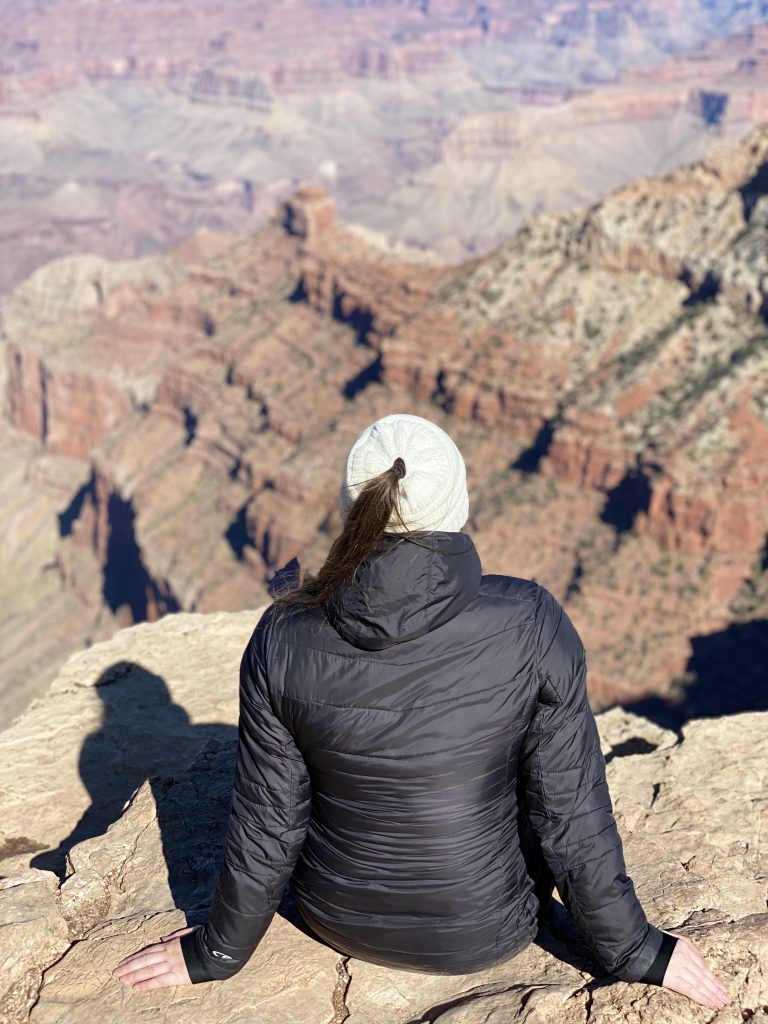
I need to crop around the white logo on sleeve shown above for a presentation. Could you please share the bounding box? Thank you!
[211,950,236,961]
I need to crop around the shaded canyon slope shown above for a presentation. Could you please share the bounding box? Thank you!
[1,1,768,290]
[1,123,768,726]
[0,606,765,1023]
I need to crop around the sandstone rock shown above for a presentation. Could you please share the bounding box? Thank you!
[4,341,135,460]
[596,706,678,761]
[0,870,69,1024]
[0,610,765,1023]
[345,912,768,1023]
[281,185,337,240]
[0,421,114,729]
[21,706,768,1022]
[607,714,768,922]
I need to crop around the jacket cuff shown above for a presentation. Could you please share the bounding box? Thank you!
[179,927,216,984]
[609,923,667,983]
[637,930,678,986]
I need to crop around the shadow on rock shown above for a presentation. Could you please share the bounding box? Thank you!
[31,659,235,919]
[624,617,768,730]
[30,660,315,937]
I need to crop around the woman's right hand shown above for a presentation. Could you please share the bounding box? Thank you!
[661,932,731,1009]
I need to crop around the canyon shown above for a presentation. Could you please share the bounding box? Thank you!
[1,123,767,728]
[1,2,768,291]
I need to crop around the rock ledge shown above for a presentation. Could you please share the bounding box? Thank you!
[0,608,765,1023]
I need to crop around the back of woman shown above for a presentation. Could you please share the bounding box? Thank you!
[277,529,546,974]
[113,413,731,1012]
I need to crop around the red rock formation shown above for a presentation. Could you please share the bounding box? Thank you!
[2,126,768,723]
[637,395,768,558]
[541,409,630,491]
[282,187,337,240]
[3,342,134,460]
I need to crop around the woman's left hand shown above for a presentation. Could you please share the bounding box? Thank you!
[112,926,195,991]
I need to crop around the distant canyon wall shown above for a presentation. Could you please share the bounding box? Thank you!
[1,1,767,296]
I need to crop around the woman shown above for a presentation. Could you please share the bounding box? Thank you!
[114,413,730,1010]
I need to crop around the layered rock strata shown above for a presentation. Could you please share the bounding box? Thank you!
[1,127,767,725]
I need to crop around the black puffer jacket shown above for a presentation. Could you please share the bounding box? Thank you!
[181,531,672,984]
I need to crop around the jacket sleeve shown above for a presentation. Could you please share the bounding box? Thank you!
[519,585,672,984]
[179,606,312,983]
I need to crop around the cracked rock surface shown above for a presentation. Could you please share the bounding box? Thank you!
[0,608,765,1023]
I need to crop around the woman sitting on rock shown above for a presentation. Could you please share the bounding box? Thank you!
[113,413,730,1010]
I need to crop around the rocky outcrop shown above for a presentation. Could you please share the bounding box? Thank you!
[1,251,182,458]
[0,608,255,883]
[4,342,134,460]
[0,608,765,1023]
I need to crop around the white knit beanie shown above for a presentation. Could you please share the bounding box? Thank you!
[340,413,469,533]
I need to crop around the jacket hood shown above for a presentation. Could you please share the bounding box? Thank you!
[325,531,482,651]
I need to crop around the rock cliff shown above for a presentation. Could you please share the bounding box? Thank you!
[2,126,767,726]
[0,607,765,1024]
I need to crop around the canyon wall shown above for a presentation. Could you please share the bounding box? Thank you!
[1,127,767,727]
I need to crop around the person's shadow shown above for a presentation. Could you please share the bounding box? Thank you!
[29,655,316,937]
[31,661,235,906]
[28,563,322,937]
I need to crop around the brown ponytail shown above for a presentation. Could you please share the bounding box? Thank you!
[270,457,436,625]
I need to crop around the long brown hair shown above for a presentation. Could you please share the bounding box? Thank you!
[270,456,439,626]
